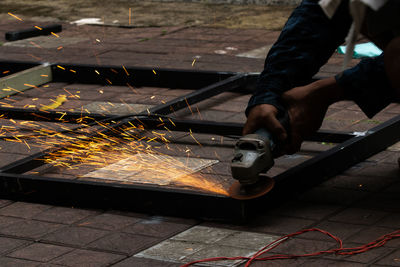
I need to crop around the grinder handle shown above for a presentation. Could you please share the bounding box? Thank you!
[254,109,290,158]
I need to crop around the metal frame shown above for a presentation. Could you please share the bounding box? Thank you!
[0,60,399,222]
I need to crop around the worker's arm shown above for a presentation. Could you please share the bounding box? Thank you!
[244,0,398,153]
[244,0,352,137]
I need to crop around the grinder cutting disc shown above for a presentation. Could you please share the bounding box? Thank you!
[228,176,275,200]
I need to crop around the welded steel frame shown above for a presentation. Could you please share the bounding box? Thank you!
[0,60,399,222]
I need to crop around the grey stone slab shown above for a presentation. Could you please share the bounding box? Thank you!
[79,102,154,115]
[82,154,218,186]
[171,226,236,244]
[236,45,272,59]
[135,240,206,262]
[215,231,279,250]
[183,245,254,266]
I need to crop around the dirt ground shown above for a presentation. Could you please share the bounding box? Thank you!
[0,0,294,29]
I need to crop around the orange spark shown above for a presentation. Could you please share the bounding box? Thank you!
[34,26,42,30]
[51,32,59,37]
[8,12,22,21]
[122,65,129,76]
[184,98,193,114]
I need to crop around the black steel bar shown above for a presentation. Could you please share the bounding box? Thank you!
[5,24,62,41]
[0,60,40,78]
[51,63,242,89]
[273,114,400,189]
[0,107,355,142]
[0,172,246,222]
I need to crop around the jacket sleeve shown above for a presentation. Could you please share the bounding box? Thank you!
[246,0,352,116]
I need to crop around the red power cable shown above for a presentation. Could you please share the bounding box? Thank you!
[181,228,400,267]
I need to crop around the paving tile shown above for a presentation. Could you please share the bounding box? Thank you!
[0,237,30,255]
[0,256,41,267]
[299,258,365,266]
[7,243,73,262]
[77,213,140,231]
[297,186,369,205]
[343,162,398,178]
[270,238,334,255]
[321,174,398,192]
[42,226,109,246]
[270,201,343,221]
[135,239,206,262]
[324,242,393,264]
[113,256,180,267]
[245,216,315,236]
[0,215,24,228]
[33,207,98,224]
[215,231,279,251]
[122,217,192,238]
[243,258,306,266]
[347,226,400,248]
[0,220,63,239]
[0,202,52,219]
[355,192,400,213]
[306,221,365,242]
[328,208,388,225]
[0,153,28,168]
[88,232,160,255]
[376,213,400,228]
[171,226,236,244]
[50,249,124,267]
[376,249,400,266]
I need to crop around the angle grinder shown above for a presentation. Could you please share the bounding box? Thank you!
[229,111,289,199]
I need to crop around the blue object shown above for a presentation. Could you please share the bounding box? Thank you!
[337,42,383,58]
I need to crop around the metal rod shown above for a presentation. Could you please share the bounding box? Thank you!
[0,107,355,142]
[273,114,400,189]
[51,63,241,89]
[0,64,52,99]
[5,24,62,41]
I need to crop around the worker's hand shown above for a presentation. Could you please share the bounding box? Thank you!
[244,77,342,155]
[282,77,341,154]
[243,104,288,142]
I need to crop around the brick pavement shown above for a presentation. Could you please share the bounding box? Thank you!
[0,17,399,267]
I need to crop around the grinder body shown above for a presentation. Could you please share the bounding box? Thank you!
[231,111,289,188]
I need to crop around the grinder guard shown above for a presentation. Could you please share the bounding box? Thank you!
[231,128,275,185]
